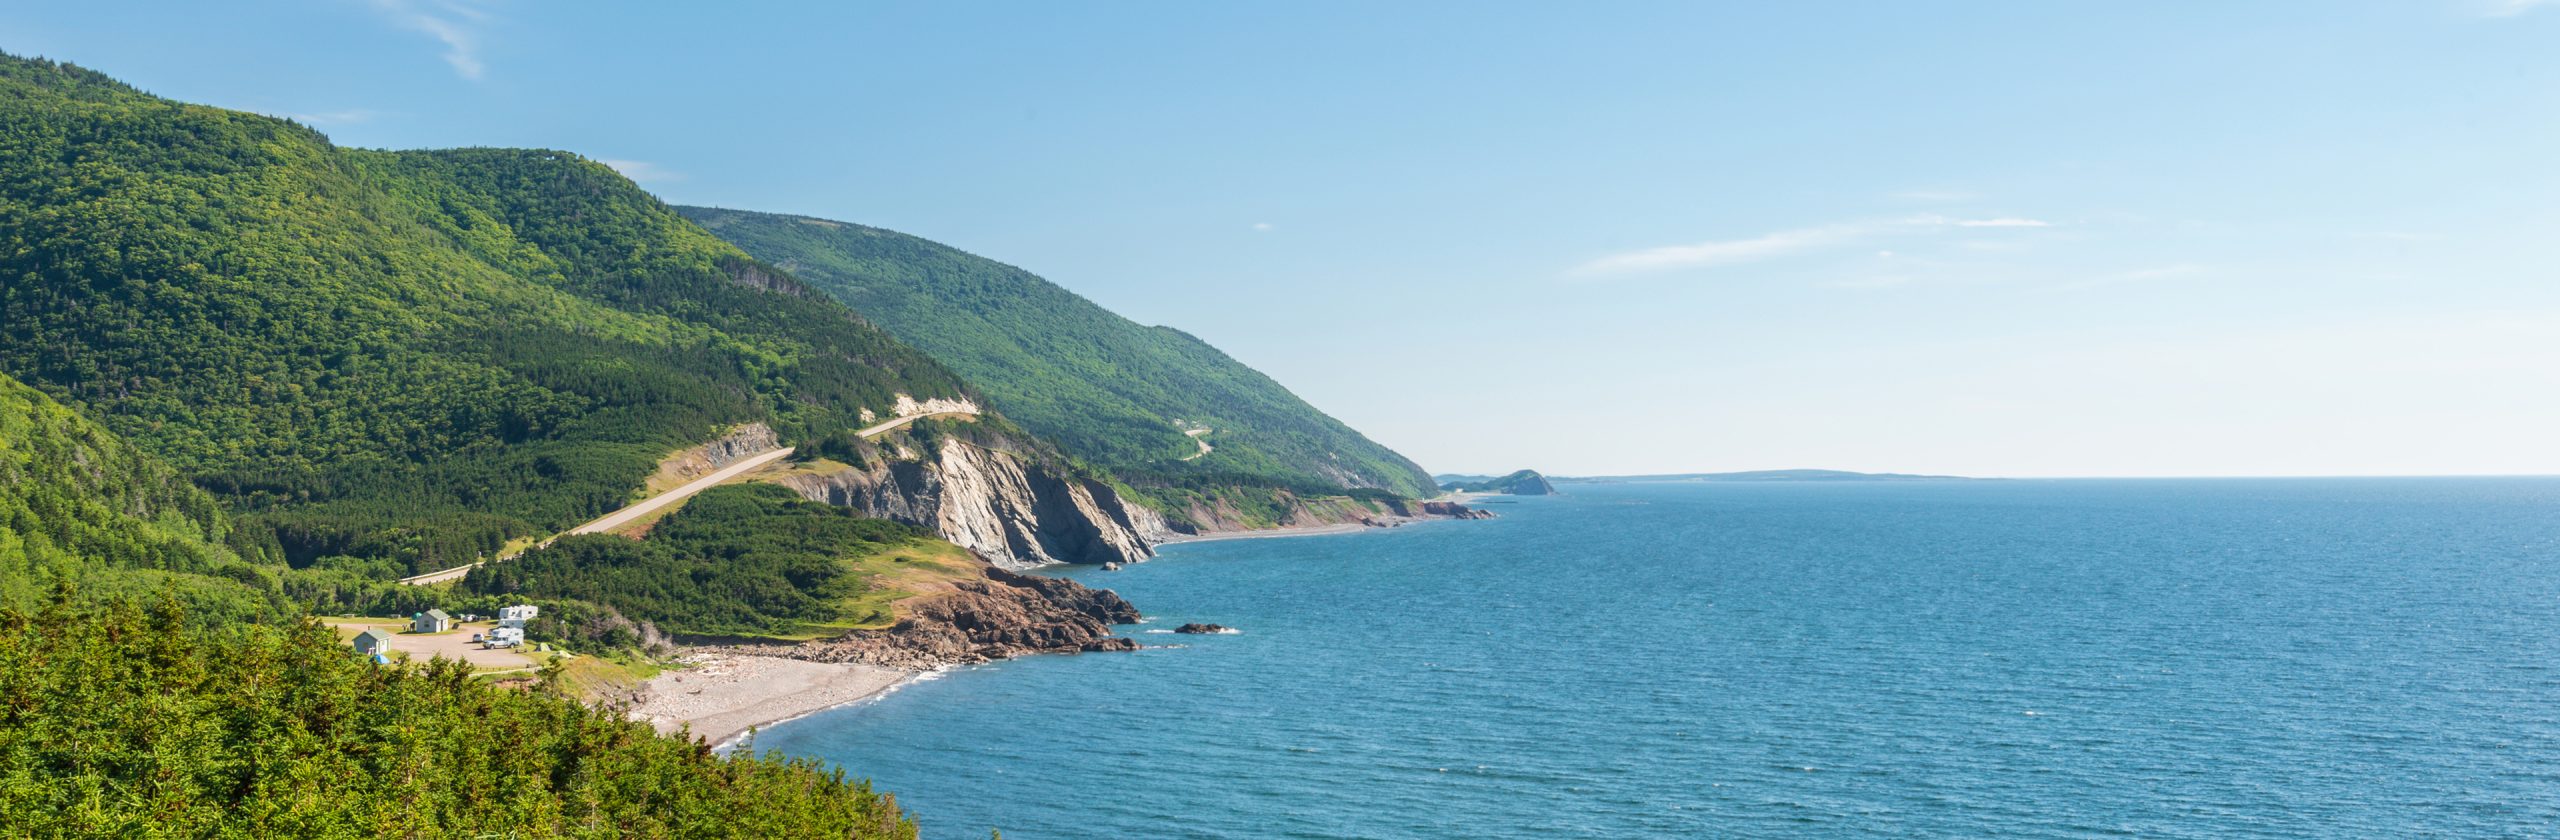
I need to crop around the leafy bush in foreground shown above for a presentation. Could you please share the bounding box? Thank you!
[0,598,917,839]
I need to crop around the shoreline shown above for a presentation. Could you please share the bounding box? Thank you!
[1153,522,1375,545]
[632,508,1491,741]
[629,653,920,749]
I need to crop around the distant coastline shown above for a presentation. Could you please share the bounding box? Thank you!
[1551,468,1976,484]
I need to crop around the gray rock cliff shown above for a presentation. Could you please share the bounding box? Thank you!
[778,438,1164,571]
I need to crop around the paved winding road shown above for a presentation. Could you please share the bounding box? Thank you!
[399,410,980,587]
[852,410,974,439]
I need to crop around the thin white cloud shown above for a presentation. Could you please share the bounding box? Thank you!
[600,159,683,183]
[368,0,495,80]
[1570,222,1878,277]
[285,108,385,125]
[2484,0,2554,16]
[1571,214,2057,278]
[1252,222,1274,232]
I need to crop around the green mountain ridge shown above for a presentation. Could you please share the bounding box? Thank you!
[675,207,1439,508]
[0,49,1471,837]
[0,53,974,575]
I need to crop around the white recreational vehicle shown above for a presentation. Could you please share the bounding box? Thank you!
[483,604,537,648]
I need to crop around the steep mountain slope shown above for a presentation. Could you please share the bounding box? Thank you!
[0,372,287,621]
[674,208,1440,512]
[0,54,1143,572]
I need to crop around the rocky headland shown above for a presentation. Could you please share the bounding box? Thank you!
[693,564,1140,670]
[1437,469,1559,496]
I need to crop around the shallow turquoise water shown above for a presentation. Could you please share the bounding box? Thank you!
[748,479,2560,838]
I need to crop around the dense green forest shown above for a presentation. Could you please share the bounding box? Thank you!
[0,54,970,575]
[0,372,291,622]
[463,484,932,639]
[676,207,1439,503]
[0,599,916,838]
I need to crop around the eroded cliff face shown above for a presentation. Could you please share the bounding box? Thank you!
[778,438,1165,571]
[1158,487,1493,535]
[701,423,781,468]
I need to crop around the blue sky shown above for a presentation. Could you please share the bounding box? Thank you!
[7,1,2558,477]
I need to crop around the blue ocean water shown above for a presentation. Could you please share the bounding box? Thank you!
[748,479,2560,838]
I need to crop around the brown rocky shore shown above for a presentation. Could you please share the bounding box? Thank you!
[693,565,1140,670]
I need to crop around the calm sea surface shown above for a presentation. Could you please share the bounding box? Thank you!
[748,479,2560,838]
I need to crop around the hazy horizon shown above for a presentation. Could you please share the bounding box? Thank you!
[9,1,2556,478]
[1449,467,2560,480]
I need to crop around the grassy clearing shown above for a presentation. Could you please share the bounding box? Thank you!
[752,537,982,641]
[546,651,663,698]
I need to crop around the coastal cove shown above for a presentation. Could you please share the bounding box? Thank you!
[743,479,2560,839]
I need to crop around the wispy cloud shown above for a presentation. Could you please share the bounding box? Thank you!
[1570,222,1876,277]
[1570,214,2057,278]
[285,108,385,125]
[600,159,683,183]
[1252,222,1274,232]
[368,0,495,80]
[2483,0,2554,16]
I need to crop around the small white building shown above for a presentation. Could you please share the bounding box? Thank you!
[413,608,452,634]
[352,628,395,660]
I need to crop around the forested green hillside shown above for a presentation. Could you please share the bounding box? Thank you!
[0,373,291,622]
[676,207,1438,501]
[465,484,932,639]
[0,600,916,838]
[0,54,969,574]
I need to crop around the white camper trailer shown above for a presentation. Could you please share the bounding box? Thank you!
[483,626,525,648]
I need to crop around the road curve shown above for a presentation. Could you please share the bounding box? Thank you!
[398,446,797,586]
[852,409,976,438]
[397,410,981,586]
[568,446,798,537]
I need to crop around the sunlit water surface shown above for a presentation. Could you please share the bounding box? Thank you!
[749,479,2560,838]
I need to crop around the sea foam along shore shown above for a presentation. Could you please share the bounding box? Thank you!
[630,653,923,749]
